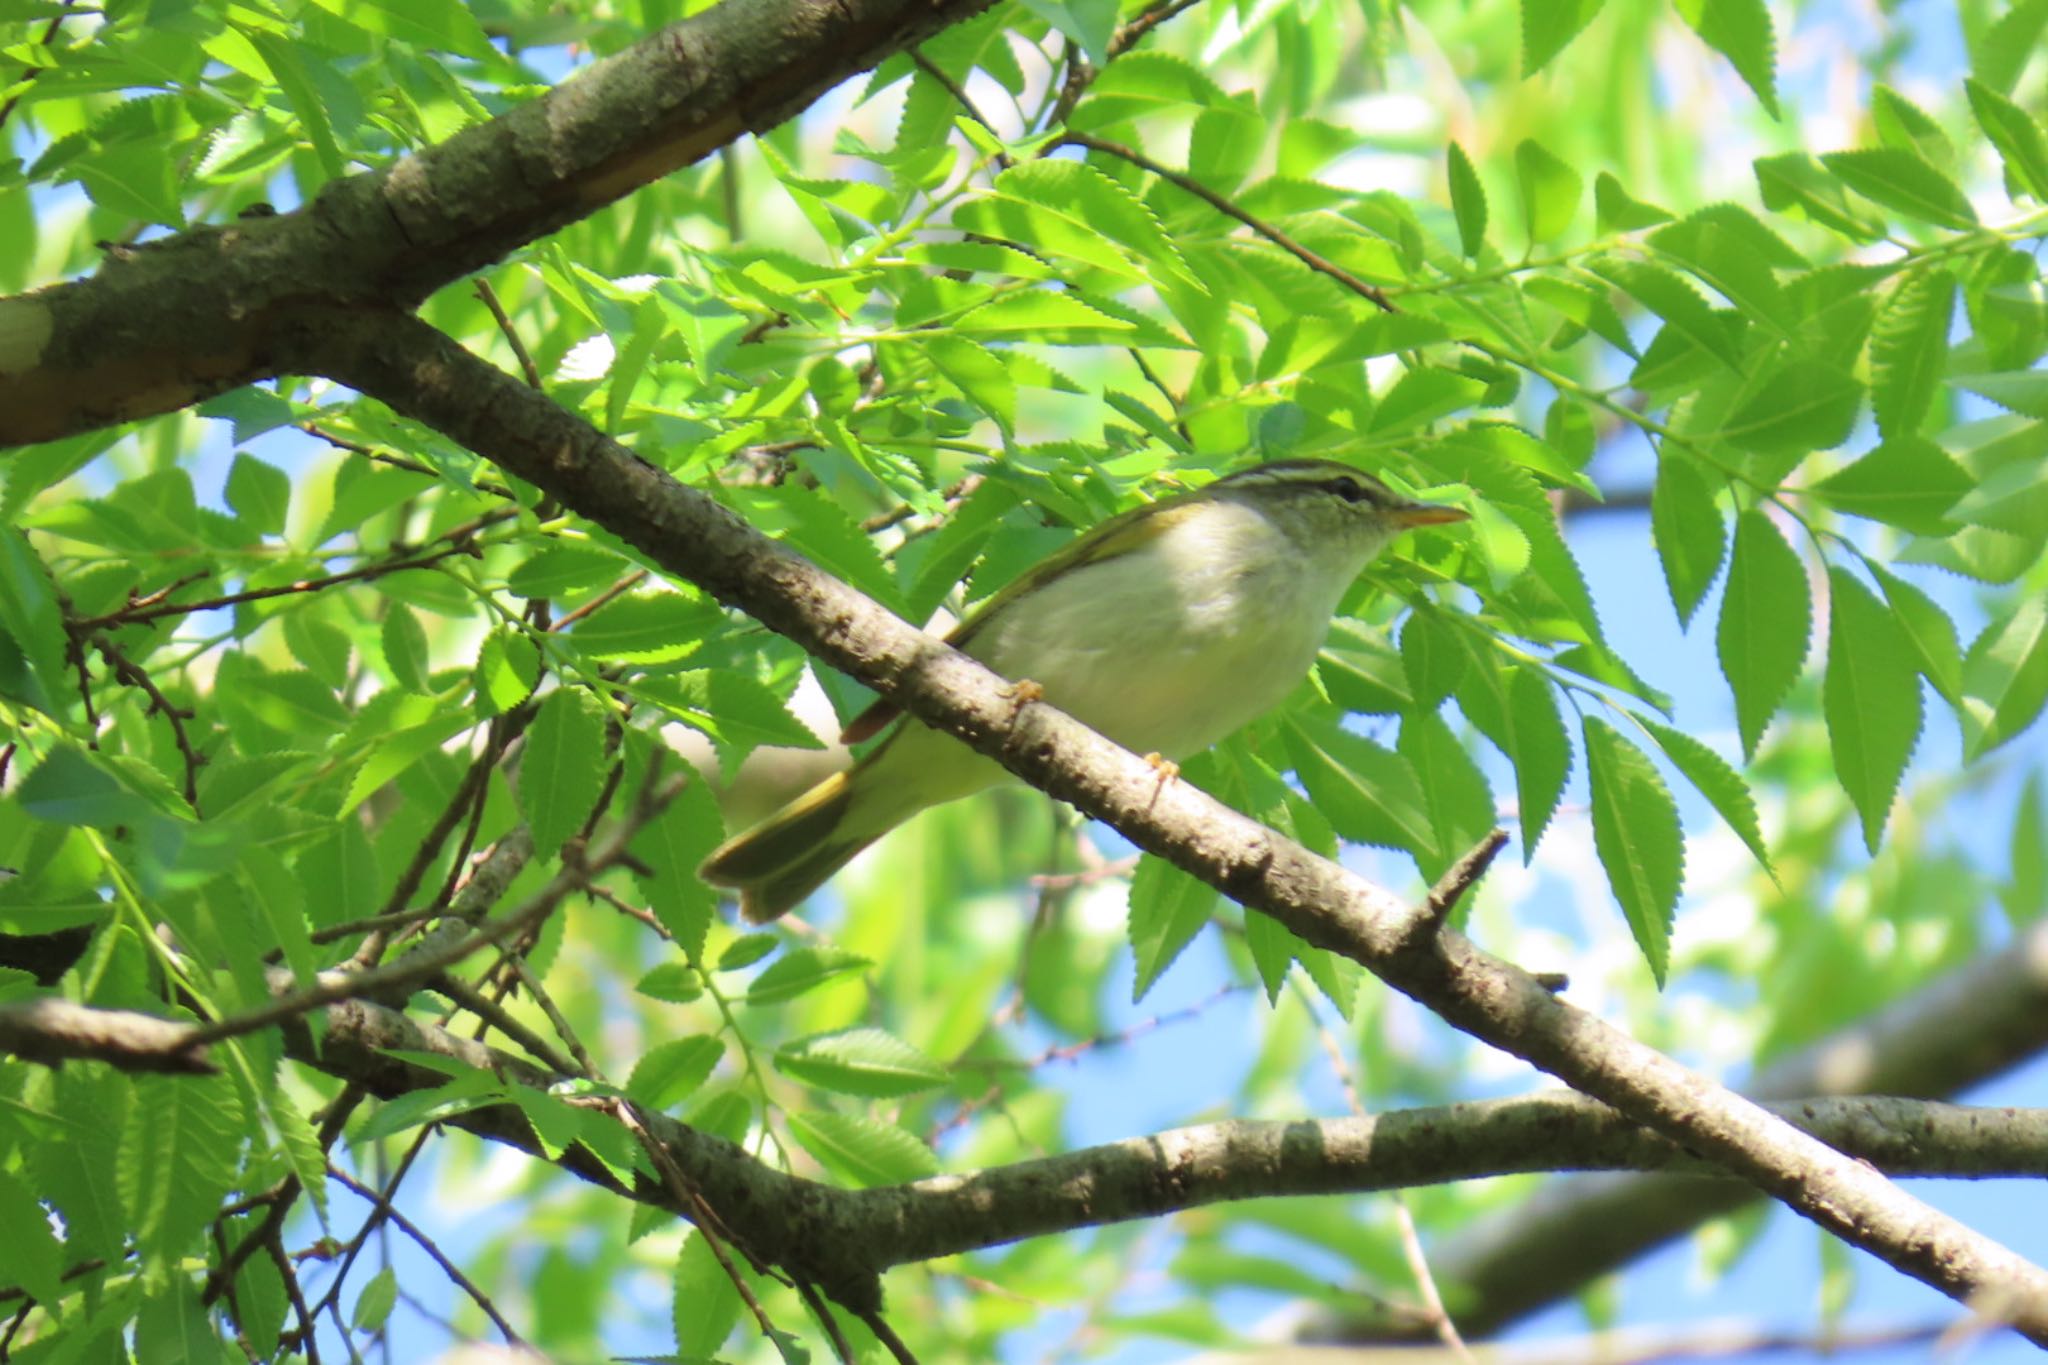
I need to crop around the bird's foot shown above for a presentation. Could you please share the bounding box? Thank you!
[1142,752,1180,806]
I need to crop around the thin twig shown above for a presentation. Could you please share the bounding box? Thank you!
[327,1165,524,1346]
[473,277,542,389]
[1419,828,1510,936]
[1057,132,1397,314]
[912,50,1010,171]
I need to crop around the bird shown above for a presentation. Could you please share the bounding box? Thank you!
[699,458,1468,921]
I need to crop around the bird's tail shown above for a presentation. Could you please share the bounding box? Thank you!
[698,770,878,923]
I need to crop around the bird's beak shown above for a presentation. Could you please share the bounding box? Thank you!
[1391,501,1470,528]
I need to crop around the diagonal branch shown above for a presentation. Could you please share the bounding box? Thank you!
[281,305,2048,1341]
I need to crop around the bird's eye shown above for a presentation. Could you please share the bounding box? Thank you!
[1331,476,1370,503]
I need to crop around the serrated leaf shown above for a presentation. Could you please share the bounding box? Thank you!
[1753,153,1887,242]
[1716,510,1812,759]
[1811,437,1972,534]
[1589,257,1742,370]
[1648,208,1794,332]
[639,670,825,758]
[1637,717,1773,878]
[119,1071,244,1271]
[674,1230,743,1357]
[775,1028,948,1097]
[1593,171,1673,233]
[1446,141,1488,258]
[521,688,610,857]
[566,591,723,664]
[1459,662,1571,860]
[1821,148,1976,230]
[1672,0,1778,116]
[381,602,430,693]
[0,1170,64,1306]
[1651,453,1727,625]
[1515,139,1581,244]
[1398,708,1496,882]
[1128,853,1218,1001]
[1822,568,1923,852]
[1971,0,2048,95]
[1523,0,1605,73]
[1400,607,1470,706]
[1583,717,1684,985]
[923,334,1016,433]
[1869,270,1956,439]
[1966,77,2048,201]
[627,1037,724,1110]
[1317,619,1413,714]
[1869,563,1963,707]
[786,1111,941,1187]
[1962,596,2048,758]
[746,946,872,1005]
[1718,356,1862,463]
[225,453,290,538]
[474,628,540,715]
[1949,370,2048,420]
[1871,84,1953,172]
[1280,712,1436,859]
[631,772,723,963]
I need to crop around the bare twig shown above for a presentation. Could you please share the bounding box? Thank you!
[474,277,542,389]
[1418,828,1511,936]
[327,1165,524,1346]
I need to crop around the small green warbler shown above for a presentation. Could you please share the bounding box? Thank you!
[700,459,1468,921]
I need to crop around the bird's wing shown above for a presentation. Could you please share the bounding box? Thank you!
[836,495,1199,745]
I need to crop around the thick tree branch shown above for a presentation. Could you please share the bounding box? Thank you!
[279,306,2048,1339]
[0,0,1002,446]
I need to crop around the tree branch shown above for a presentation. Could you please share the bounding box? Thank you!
[278,305,2048,1340]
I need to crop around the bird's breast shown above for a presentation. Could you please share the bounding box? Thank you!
[970,505,1347,758]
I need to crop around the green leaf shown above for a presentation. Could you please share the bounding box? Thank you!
[1592,172,1673,233]
[627,1036,724,1111]
[508,544,631,599]
[1963,596,2048,758]
[1970,0,2048,94]
[1715,510,1812,759]
[639,670,824,757]
[1588,257,1742,370]
[1950,456,2048,537]
[352,1267,398,1333]
[630,771,723,963]
[2006,773,2047,925]
[1522,0,1605,72]
[1648,207,1796,332]
[1871,84,1954,172]
[566,591,724,664]
[1636,717,1773,878]
[1672,0,1778,115]
[119,1071,244,1271]
[1280,712,1436,859]
[924,334,1016,434]
[1317,619,1413,714]
[1515,139,1581,244]
[380,602,430,693]
[1583,717,1684,985]
[1753,153,1887,242]
[247,30,345,182]
[1868,270,1956,439]
[1400,606,1470,706]
[1446,141,1488,259]
[521,687,610,858]
[225,453,290,538]
[786,1111,941,1187]
[1717,356,1863,464]
[674,1229,743,1358]
[1869,563,1964,707]
[0,1170,64,1307]
[1821,568,1923,852]
[745,946,872,1005]
[1458,661,1571,859]
[1650,453,1727,626]
[474,628,540,715]
[1821,149,1977,230]
[1398,709,1496,882]
[775,1028,949,1097]
[19,745,173,828]
[1811,437,1971,534]
[1948,370,2048,420]
[1128,852,1218,1001]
